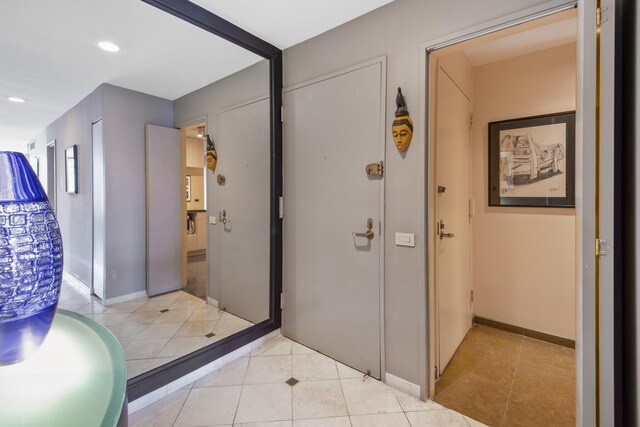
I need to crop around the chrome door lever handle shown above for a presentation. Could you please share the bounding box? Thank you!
[353,230,374,239]
[439,231,454,240]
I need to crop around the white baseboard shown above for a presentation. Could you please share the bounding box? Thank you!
[207,297,219,308]
[385,372,421,399]
[62,271,91,294]
[103,290,148,306]
[128,328,282,414]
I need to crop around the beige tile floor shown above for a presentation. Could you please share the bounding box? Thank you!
[434,324,575,427]
[57,277,253,379]
[129,334,487,427]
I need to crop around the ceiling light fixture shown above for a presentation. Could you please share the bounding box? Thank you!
[196,126,205,138]
[8,97,25,103]
[98,41,120,52]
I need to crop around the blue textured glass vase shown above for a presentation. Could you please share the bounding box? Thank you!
[0,151,63,364]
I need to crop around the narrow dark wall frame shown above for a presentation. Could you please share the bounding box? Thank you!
[128,0,283,401]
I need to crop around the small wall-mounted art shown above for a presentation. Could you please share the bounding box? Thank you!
[488,111,576,207]
[206,134,217,172]
[392,87,413,153]
[217,174,226,185]
[64,144,78,194]
[186,175,191,202]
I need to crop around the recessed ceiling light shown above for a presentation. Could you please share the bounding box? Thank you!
[8,97,25,103]
[98,41,120,52]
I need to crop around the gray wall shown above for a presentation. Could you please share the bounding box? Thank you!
[101,84,174,299]
[173,59,270,302]
[32,87,103,285]
[282,0,562,384]
[31,84,173,300]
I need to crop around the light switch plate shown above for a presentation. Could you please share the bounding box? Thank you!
[209,216,216,225]
[395,232,415,247]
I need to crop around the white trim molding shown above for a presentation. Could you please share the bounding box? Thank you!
[385,372,421,399]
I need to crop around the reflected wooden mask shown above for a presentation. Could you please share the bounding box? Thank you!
[206,134,217,172]
[392,87,413,153]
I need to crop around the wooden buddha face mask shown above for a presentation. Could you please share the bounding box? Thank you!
[392,88,413,153]
[206,134,217,172]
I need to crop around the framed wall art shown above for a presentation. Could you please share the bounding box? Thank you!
[488,111,575,207]
[64,144,78,194]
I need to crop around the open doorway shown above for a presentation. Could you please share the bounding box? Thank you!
[182,121,208,300]
[428,9,577,426]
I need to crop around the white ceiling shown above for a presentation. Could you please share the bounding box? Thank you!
[190,0,393,49]
[0,0,393,152]
[463,17,577,67]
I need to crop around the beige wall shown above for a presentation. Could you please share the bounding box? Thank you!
[471,43,577,340]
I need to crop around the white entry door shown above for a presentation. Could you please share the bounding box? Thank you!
[283,60,385,378]
[146,124,182,296]
[215,97,270,323]
[435,67,472,373]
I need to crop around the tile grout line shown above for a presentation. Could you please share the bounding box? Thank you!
[335,365,353,426]
[290,346,294,423]
[500,334,524,427]
[231,347,254,425]
[171,387,193,427]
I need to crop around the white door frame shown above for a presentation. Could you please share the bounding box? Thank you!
[418,1,602,425]
[283,56,387,379]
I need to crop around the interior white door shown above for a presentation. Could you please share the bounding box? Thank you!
[283,61,384,378]
[435,67,472,372]
[146,124,182,296]
[215,98,270,323]
[92,119,105,299]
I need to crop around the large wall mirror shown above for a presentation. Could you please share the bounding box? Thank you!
[4,0,282,400]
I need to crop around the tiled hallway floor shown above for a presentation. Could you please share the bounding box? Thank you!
[434,325,575,427]
[130,335,487,427]
[57,277,253,379]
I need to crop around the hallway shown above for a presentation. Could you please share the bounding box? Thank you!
[434,325,575,426]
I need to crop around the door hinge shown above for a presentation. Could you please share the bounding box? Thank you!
[596,6,608,28]
[365,160,384,177]
[279,196,284,219]
[471,290,474,303]
[469,199,475,219]
[435,366,439,380]
[470,113,474,129]
[595,239,608,257]
[280,105,285,122]
[280,292,284,309]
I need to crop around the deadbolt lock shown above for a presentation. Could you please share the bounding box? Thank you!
[365,161,384,177]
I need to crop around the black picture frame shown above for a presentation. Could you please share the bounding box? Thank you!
[127,0,282,401]
[488,111,575,207]
[64,144,78,194]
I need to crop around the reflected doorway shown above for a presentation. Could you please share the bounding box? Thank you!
[182,121,208,301]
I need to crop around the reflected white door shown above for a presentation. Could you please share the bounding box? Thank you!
[215,98,270,323]
[283,61,384,378]
[435,67,472,372]
[92,120,105,299]
[146,124,182,296]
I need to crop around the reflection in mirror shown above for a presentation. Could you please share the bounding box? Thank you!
[2,0,271,380]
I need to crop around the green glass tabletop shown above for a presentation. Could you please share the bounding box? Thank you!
[0,309,127,427]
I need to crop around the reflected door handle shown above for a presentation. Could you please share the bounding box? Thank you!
[439,231,454,240]
[353,218,375,240]
[219,210,230,225]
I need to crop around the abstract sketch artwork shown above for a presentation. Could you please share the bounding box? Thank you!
[489,112,575,207]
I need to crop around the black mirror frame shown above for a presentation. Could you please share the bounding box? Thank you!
[128,0,282,401]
